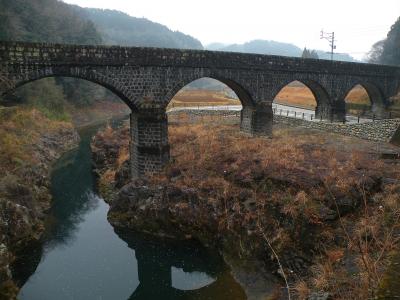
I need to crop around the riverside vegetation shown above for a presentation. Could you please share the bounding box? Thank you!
[0,100,130,299]
[92,117,400,299]
[0,107,79,299]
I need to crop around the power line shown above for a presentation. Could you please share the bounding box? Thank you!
[320,30,336,61]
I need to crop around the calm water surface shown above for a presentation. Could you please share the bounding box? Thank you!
[17,123,246,300]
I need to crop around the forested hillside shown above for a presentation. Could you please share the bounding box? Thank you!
[77,8,203,49]
[369,17,400,66]
[368,16,400,108]
[0,0,110,120]
[0,0,202,119]
[206,39,357,62]
[0,0,101,44]
[207,40,302,57]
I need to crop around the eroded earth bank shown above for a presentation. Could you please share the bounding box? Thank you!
[0,108,79,299]
[92,119,400,300]
[0,102,129,300]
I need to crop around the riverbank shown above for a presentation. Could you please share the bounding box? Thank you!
[92,121,400,299]
[0,100,130,299]
[0,107,80,299]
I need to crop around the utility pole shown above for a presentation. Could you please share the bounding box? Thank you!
[320,30,336,61]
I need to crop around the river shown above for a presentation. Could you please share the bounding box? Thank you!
[16,122,246,300]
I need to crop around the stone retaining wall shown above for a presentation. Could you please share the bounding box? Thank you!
[167,109,241,125]
[274,115,400,142]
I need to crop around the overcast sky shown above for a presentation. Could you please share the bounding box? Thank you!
[63,0,399,60]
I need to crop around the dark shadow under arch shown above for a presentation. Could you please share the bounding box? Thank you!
[391,125,400,146]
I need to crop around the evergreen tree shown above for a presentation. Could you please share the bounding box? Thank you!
[310,50,319,59]
[380,17,400,65]
[302,47,311,58]
[302,47,319,59]
[368,17,400,66]
[367,40,385,64]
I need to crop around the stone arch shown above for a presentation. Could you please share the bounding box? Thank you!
[271,78,337,120]
[164,75,273,137]
[342,82,386,117]
[343,82,385,106]
[164,75,256,108]
[3,67,136,111]
[272,79,330,109]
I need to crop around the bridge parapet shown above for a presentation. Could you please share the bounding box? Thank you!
[1,41,400,77]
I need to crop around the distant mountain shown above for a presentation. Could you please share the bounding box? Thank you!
[206,39,358,62]
[76,8,203,50]
[206,42,230,50]
[315,51,357,62]
[207,40,302,57]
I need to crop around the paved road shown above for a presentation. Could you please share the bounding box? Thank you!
[272,103,372,124]
[169,105,242,112]
[168,103,373,124]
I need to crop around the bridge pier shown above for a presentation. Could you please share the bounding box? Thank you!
[371,103,388,118]
[130,109,170,179]
[315,103,346,122]
[240,104,273,137]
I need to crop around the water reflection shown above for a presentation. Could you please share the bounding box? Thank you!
[17,121,247,300]
[13,125,101,289]
[43,126,102,249]
[115,228,246,300]
[172,267,215,290]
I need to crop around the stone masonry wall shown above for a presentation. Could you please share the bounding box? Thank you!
[130,111,170,178]
[275,116,400,142]
[1,41,399,77]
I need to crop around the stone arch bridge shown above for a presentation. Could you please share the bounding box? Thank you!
[1,41,399,177]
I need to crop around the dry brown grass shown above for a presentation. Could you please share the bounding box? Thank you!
[165,123,399,299]
[91,122,130,189]
[345,86,370,104]
[169,90,241,108]
[274,84,370,109]
[105,119,400,299]
[274,86,317,108]
[293,280,310,300]
[168,85,372,113]
[0,107,74,170]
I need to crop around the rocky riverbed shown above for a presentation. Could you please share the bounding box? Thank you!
[91,121,400,299]
[0,108,79,299]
